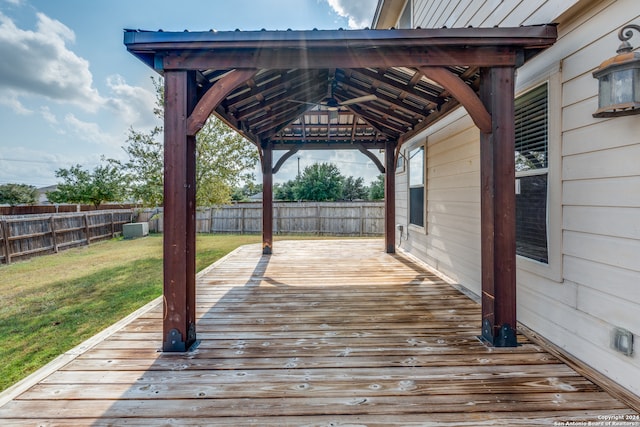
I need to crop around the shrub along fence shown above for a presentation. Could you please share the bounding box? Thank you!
[138,202,385,236]
[0,210,133,264]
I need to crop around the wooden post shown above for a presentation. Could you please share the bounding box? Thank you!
[49,216,59,254]
[110,212,115,238]
[1,220,10,264]
[262,143,273,254]
[83,213,91,245]
[162,70,197,352]
[385,139,397,254]
[479,66,517,347]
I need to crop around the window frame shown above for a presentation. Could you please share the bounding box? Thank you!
[408,143,426,231]
[515,82,549,264]
[514,73,562,282]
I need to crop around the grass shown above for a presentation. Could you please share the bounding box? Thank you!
[0,233,264,392]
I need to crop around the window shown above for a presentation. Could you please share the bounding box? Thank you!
[515,83,548,263]
[396,151,405,173]
[409,146,424,227]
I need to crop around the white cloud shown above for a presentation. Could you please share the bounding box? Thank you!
[64,113,113,146]
[105,74,158,128]
[40,106,58,124]
[326,0,378,29]
[0,146,93,187]
[0,91,32,114]
[0,12,105,112]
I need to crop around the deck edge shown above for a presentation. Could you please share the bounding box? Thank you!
[0,244,252,408]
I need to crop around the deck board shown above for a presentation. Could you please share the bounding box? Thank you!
[0,239,637,425]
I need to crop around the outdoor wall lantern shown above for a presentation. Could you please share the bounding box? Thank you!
[593,24,640,118]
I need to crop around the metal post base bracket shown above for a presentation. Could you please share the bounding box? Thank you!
[163,327,199,352]
[480,319,518,347]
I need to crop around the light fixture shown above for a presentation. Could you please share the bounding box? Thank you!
[593,24,640,117]
[611,327,634,357]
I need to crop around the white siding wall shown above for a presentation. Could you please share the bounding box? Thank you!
[400,0,640,396]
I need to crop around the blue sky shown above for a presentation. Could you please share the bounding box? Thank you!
[0,0,381,188]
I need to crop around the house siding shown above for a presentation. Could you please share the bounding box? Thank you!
[394,0,640,396]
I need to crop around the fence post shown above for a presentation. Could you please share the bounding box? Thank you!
[208,207,213,233]
[49,216,59,253]
[83,213,91,245]
[1,220,11,264]
[316,204,321,235]
[240,207,245,234]
[110,212,115,238]
[360,205,364,237]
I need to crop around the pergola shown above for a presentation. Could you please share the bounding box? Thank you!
[124,25,557,352]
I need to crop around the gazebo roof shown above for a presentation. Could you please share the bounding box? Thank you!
[124,25,557,149]
[123,24,559,352]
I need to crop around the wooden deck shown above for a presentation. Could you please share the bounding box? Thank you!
[0,239,637,425]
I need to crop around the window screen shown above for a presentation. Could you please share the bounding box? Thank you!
[515,83,548,172]
[409,146,424,227]
[515,83,548,263]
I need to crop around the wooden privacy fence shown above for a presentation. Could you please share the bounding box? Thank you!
[0,210,133,264]
[139,202,385,236]
[0,204,137,216]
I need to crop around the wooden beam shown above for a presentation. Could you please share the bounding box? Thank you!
[479,66,517,347]
[187,69,257,136]
[419,66,491,134]
[356,144,385,174]
[341,68,440,109]
[164,46,520,70]
[272,148,300,174]
[163,70,197,352]
[262,143,274,255]
[270,142,387,150]
[384,140,396,254]
[185,72,198,353]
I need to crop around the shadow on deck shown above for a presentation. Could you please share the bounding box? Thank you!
[0,239,637,425]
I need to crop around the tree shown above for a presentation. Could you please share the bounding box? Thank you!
[112,77,259,207]
[274,179,299,201]
[368,174,385,200]
[195,117,259,206]
[0,183,38,206]
[47,164,125,208]
[342,176,367,201]
[232,182,262,202]
[112,126,164,207]
[296,163,344,201]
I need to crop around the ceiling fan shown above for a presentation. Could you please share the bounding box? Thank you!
[289,79,377,118]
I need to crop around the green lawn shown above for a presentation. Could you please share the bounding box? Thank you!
[0,233,263,392]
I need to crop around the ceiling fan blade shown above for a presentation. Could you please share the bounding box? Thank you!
[339,94,378,106]
[287,99,322,106]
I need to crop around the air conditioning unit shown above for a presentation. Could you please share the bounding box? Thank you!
[123,222,149,239]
